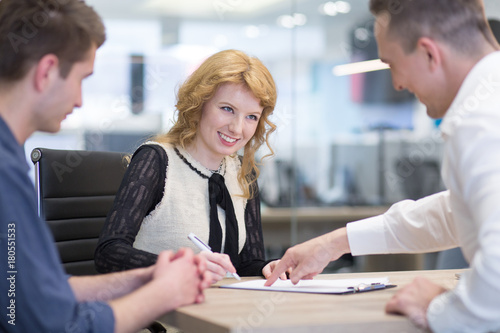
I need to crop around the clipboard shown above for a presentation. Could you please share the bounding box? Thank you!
[220,277,397,295]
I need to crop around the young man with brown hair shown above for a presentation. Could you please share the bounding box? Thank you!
[0,1,211,332]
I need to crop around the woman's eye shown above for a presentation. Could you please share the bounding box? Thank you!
[247,115,259,121]
[221,106,233,113]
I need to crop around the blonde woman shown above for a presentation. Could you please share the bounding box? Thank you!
[96,49,285,281]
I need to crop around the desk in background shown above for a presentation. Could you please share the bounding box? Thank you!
[261,206,427,272]
[161,269,462,333]
[261,206,389,246]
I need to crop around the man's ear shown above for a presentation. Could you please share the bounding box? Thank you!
[34,54,59,92]
[416,37,442,72]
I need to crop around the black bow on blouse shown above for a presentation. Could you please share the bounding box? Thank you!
[207,172,240,267]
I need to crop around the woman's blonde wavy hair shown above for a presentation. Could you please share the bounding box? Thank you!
[154,49,277,199]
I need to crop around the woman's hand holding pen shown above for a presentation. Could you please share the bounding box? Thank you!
[198,251,237,283]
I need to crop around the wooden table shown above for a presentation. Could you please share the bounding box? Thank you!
[161,269,463,333]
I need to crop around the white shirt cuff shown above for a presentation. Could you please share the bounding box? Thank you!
[346,215,389,256]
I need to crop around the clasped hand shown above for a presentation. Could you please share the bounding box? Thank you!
[153,248,212,307]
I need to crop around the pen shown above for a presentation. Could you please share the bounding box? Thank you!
[188,233,241,280]
[348,282,397,293]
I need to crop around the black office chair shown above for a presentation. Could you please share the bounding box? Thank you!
[31,147,129,276]
[31,147,170,333]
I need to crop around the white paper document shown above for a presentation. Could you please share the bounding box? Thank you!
[220,277,395,294]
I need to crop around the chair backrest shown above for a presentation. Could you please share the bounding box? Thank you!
[31,148,128,276]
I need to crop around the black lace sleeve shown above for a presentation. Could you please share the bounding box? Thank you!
[236,179,273,276]
[94,145,167,273]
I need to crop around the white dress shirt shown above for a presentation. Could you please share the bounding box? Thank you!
[346,51,500,333]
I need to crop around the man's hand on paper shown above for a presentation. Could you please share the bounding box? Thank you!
[265,227,351,286]
[262,260,289,280]
[385,276,447,330]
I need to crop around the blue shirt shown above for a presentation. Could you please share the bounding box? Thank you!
[0,116,114,332]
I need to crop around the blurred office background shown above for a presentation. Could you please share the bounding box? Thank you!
[25,0,500,272]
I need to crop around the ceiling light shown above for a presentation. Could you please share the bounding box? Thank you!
[277,15,295,29]
[293,13,307,26]
[319,2,338,16]
[143,0,286,18]
[319,1,351,16]
[335,1,351,14]
[332,59,390,76]
[277,13,307,28]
